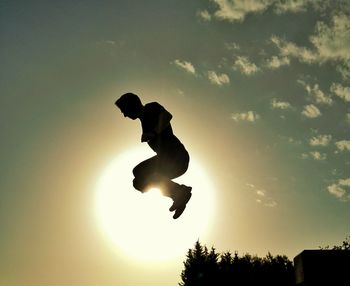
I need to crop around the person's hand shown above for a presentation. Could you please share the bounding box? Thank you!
[141,132,155,142]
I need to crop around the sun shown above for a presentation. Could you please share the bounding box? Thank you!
[95,145,215,262]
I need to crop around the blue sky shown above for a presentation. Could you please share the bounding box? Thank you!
[1,1,349,286]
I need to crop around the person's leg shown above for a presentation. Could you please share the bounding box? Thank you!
[132,156,158,193]
[132,151,192,218]
[155,150,190,198]
[132,155,181,197]
[132,151,189,199]
[160,150,192,218]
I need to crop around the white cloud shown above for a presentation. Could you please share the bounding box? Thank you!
[176,89,185,96]
[330,83,350,102]
[197,9,212,21]
[309,134,332,146]
[301,153,309,159]
[265,55,290,69]
[305,83,332,105]
[340,178,350,186]
[310,151,327,160]
[264,199,277,207]
[310,13,350,63]
[207,71,230,85]
[256,189,266,196]
[211,0,273,22]
[210,0,324,22]
[274,0,312,14]
[96,39,117,46]
[270,35,317,64]
[335,140,350,152]
[302,104,321,118]
[173,59,196,74]
[256,195,278,207]
[336,64,350,80]
[225,42,240,51]
[104,40,116,45]
[287,137,302,145]
[301,147,327,160]
[233,56,259,75]
[231,111,260,122]
[298,80,333,105]
[271,98,292,109]
[274,0,328,14]
[327,178,350,202]
[271,13,350,77]
[328,184,346,199]
[246,183,256,188]
[246,183,277,207]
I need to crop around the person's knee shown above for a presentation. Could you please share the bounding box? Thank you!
[133,177,146,193]
[132,166,140,177]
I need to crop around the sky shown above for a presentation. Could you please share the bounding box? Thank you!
[1,0,350,285]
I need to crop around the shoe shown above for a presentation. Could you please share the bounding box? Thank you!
[169,185,192,212]
[173,196,191,219]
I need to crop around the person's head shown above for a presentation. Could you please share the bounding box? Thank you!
[115,92,143,120]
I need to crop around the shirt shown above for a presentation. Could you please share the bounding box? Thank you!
[140,102,186,155]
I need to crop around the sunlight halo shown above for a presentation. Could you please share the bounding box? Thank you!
[95,146,216,262]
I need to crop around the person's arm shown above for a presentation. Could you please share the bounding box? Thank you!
[141,104,172,142]
[141,132,154,142]
[154,109,172,134]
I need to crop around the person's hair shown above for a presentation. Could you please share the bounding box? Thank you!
[115,92,142,110]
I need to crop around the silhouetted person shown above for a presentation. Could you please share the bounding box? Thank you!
[115,92,192,219]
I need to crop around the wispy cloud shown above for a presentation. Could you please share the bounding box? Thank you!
[330,83,350,103]
[327,178,350,202]
[210,0,324,23]
[302,104,321,118]
[310,13,350,63]
[310,151,327,160]
[176,89,185,96]
[197,9,212,21]
[256,189,266,197]
[233,56,259,75]
[263,199,278,208]
[172,59,196,75]
[225,42,240,51]
[271,13,350,78]
[265,55,290,69]
[96,39,117,46]
[211,0,271,23]
[231,111,260,122]
[301,151,327,160]
[335,140,350,152]
[271,35,317,64]
[286,137,302,145]
[246,183,277,207]
[309,134,332,146]
[274,0,315,14]
[207,70,230,86]
[336,65,350,80]
[271,98,292,109]
[298,80,333,105]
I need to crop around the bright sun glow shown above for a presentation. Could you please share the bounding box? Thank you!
[95,146,215,262]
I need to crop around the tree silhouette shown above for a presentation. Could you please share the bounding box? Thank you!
[180,236,350,285]
[179,241,294,286]
[180,241,219,286]
[320,235,350,250]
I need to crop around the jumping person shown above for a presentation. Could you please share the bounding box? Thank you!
[115,92,192,219]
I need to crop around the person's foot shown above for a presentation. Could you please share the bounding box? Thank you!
[173,198,190,219]
[169,185,192,219]
[169,185,192,211]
